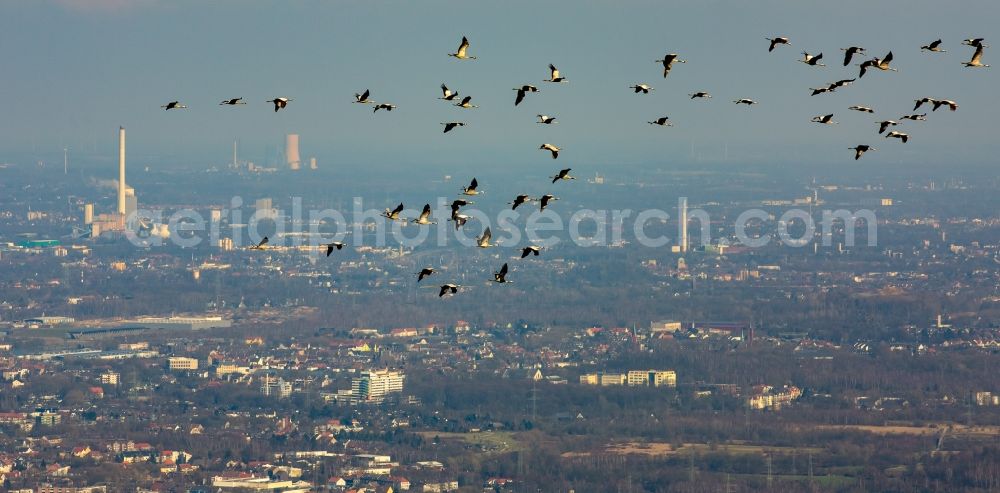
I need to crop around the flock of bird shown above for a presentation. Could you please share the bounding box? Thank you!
[766,36,988,160]
[162,33,988,298]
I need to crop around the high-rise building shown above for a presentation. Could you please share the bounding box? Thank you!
[352,369,405,403]
[261,373,292,398]
[285,134,301,171]
[309,157,317,170]
[255,197,277,220]
[84,204,94,225]
[100,371,120,386]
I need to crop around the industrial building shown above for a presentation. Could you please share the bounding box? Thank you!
[125,316,232,330]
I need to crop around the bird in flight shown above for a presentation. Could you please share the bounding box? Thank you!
[441,122,466,133]
[914,97,935,111]
[250,236,269,250]
[462,178,482,196]
[551,168,575,183]
[325,242,345,256]
[962,38,988,48]
[412,204,436,225]
[885,130,909,143]
[513,85,539,106]
[544,64,568,83]
[860,51,897,78]
[932,99,958,111]
[417,267,435,282]
[689,92,712,99]
[766,37,790,52]
[477,227,494,248]
[509,195,531,211]
[800,52,825,67]
[537,115,557,124]
[733,98,757,106]
[438,284,459,297]
[521,246,542,258]
[161,101,187,110]
[655,53,686,78]
[449,211,470,230]
[454,96,478,109]
[492,263,510,284]
[877,120,899,134]
[921,39,946,52]
[539,143,561,159]
[268,97,292,112]
[830,78,856,89]
[354,89,374,104]
[848,105,875,113]
[630,84,654,94]
[219,98,246,106]
[841,46,866,66]
[900,113,927,121]
[648,116,672,126]
[382,203,405,222]
[849,145,875,161]
[449,36,476,60]
[875,51,897,72]
[539,194,558,211]
[439,84,460,101]
[449,200,471,229]
[373,103,397,113]
[963,44,989,67]
[811,114,837,125]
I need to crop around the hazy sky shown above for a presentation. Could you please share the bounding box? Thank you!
[1,0,997,169]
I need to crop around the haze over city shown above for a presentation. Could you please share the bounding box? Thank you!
[1,0,997,168]
[2,1,1000,493]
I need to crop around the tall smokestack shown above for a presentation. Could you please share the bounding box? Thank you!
[680,197,688,253]
[285,134,301,171]
[118,126,126,215]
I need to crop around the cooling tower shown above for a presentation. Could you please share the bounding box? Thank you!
[285,134,301,171]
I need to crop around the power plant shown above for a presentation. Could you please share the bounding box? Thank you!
[85,126,138,238]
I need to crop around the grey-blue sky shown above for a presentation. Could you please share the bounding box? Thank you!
[0,0,996,169]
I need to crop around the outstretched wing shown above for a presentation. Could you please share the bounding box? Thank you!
[457,36,470,57]
[549,64,560,79]
[392,203,404,215]
[514,89,525,106]
[971,45,984,65]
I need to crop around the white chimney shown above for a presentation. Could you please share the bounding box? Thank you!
[118,126,126,215]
